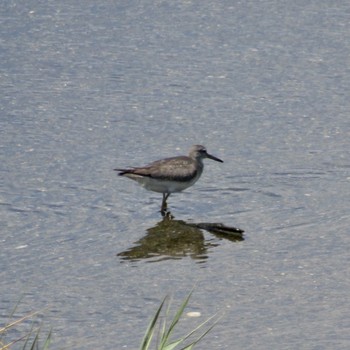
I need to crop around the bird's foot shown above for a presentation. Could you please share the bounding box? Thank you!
[160,205,168,217]
[161,193,171,216]
[161,208,174,220]
[160,201,167,214]
[161,203,174,219]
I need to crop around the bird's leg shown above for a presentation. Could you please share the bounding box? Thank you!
[161,193,170,215]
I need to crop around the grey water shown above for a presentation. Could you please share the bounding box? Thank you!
[1,1,350,349]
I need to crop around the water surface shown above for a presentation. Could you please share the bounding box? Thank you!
[1,1,349,349]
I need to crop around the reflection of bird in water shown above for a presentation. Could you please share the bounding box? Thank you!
[114,145,223,214]
[117,217,244,263]
[117,217,208,263]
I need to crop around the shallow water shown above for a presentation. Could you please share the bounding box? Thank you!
[1,1,350,349]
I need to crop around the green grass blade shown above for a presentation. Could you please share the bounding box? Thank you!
[141,291,219,350]
[159,291,193,348]
[1,303,51,350]
[28,330,40,350]
[42,328,52,350]
[140,296,167,350]
[165,313,221,350]
[162,339,183,350]
[0,333,29,350]
[0,310,41,334]
[179,321,218,350]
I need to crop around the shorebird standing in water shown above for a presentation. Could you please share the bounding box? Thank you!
[114,145,223,214]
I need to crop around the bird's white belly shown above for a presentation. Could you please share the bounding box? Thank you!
[127,174,200,193]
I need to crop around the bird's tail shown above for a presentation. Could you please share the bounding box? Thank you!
[114,168,133,176]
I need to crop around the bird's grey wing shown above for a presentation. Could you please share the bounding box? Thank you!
[142,157,197,181]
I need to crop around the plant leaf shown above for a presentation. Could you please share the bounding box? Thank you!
[159,291,193,348]
[140,296,167,350]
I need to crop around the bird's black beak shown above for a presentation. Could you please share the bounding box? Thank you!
[206,152,223,163]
